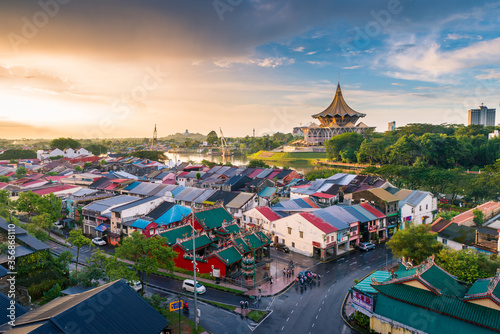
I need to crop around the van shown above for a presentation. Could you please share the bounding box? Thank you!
[182,279,206,294]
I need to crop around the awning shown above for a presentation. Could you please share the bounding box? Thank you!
[386,213,398,217]
[63,218,73,223]
[387,224,397,229]
[97,216,109,221]
[95,224,110,232]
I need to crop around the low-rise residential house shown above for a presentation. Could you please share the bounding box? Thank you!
[130,218,158,238]
[242,206,282,233]
[271,198,319,215]
[109,196,165,243]
[36,147,92,161]
[392,189,437,225]
[245,178,275,194]
[221,175,251,192]
[65,189,113,221]
[82,195,138,237]
[352,188,400,233]
[173,187,206,207]
[446,201,500,227]
[360,202,388,240]
[257,186,277,206]
[62,173,104,187]
[184,206,235,233]
[272,212,338,260]
[225,192,256,219]
[0,280,169,334]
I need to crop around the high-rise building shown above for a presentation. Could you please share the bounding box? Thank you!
[388,121,396,131]
[468,104,496,126]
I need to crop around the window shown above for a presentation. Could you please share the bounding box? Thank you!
[243,215,246,221]
[299,231,304,238]
[249,217,253,223]
[273,224,276,228]
[288,227,292,235]
[442,239,447,245]
[292,242,295,248]
[426,204,428,210]
[420,206,422,211]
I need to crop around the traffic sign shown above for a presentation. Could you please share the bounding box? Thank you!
[169,300,183,311]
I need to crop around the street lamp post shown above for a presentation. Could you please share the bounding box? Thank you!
[191,206,198,331]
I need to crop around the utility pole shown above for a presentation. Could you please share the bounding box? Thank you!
[191,206,198,330]
[178,289,181,334]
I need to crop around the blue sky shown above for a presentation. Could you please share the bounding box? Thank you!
[0,0,499,138]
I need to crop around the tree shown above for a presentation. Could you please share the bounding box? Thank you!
[116,231,176,295]
[325,132,364,162]
[85,143,107,156]
[248,160,269,168]
[30,213,52,241]
[51,137,81,150]
[196,172,201,182]
[38,193,63,223]
[16,191,41,222]
[66,229,93,272]
[201,159,216,168]
[387,224,443,265]
[75,166,83,172]
[15,166,27,177]
[473,209,484,226]
[0,189,14,223]
[206,130,218,145]
[436,248,500,282]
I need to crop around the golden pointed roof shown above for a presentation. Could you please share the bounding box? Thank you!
[312,84,365,119]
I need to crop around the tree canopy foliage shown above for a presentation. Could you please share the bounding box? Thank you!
[206,130,218,145]
[436,248,500,282]
[0,149,36,160]
[128,150,167,161]
[325,123,500,169]
[247,159,270,168]
[387,224,443,264]
[51,137,82,150]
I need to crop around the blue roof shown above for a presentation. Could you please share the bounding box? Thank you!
[131,218,153,229]
[350,204,378,221]
[343,206,371,223]
[353,270,392,294]
[171,186,185,196]
[155,205,191,226]
[258,186,277,198]
[313,210,350,230]
[95,224,109,232]
[123,181,141,190]
[111,196,160,212]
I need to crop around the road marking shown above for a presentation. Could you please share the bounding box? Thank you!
[295,303,298,306]
[322,300,324,305]
[316,315,318,319]
[325,294,328,298]
[281,326,284,331]
[291,310,294,314]
[300,296,303,300]
[319,308,321,312]
[287,317,289,322]
[349,262,357,266]
[328,288,331,292]
[312,323,315,328]
[337,258,345,261]
[326,270,330,273]
[363,266,371,270]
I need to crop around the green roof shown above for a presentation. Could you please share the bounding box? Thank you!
[244,232,271,249]
[160,225,193,245]
[467,279,491,296]
[374,283,500,332]
[223,224,240,234]
[375,293,497,334]
[215,246,243,265]
[353,271,392,294]
[493,279,500,300]
[195,208,233,230]
[233,238,250,253]
[394,264,416,278]
[420,265,469,297]
[180,235,212,252]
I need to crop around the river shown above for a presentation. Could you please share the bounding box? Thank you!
[164,152,315,173]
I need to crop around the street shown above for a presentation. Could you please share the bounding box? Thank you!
[48,236,393,333]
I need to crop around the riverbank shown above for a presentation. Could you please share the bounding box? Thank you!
[247,151,327,168]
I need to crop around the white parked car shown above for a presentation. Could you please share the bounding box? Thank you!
[53,221,64,229]
[182,279,206,294]
[92,237,106,246]
[128,280,142,292]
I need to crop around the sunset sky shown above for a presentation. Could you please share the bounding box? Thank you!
[1,0,499,139]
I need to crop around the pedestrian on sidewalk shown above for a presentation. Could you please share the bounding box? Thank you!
[283,268,286,277]
[245,301,249,309]
[270,276,273,286]
[292,267,294,276]
[240,301,244,309]
[258,285,261,293]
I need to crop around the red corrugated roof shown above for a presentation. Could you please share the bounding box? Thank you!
[311,192,335,199]
[32,184,77,195]
[248,169,264,178]
[360,202,386,218]
[300,212,338,234]
[104,184,119,190]
[302,198,319,208]
[256,207,282,222]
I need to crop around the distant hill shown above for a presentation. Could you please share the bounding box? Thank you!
[160,132,206,141]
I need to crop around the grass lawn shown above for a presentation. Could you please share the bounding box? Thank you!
[164,310,206,334]
[247,310,267,322]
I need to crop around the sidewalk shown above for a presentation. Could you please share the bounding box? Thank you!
[245,264,304,297]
